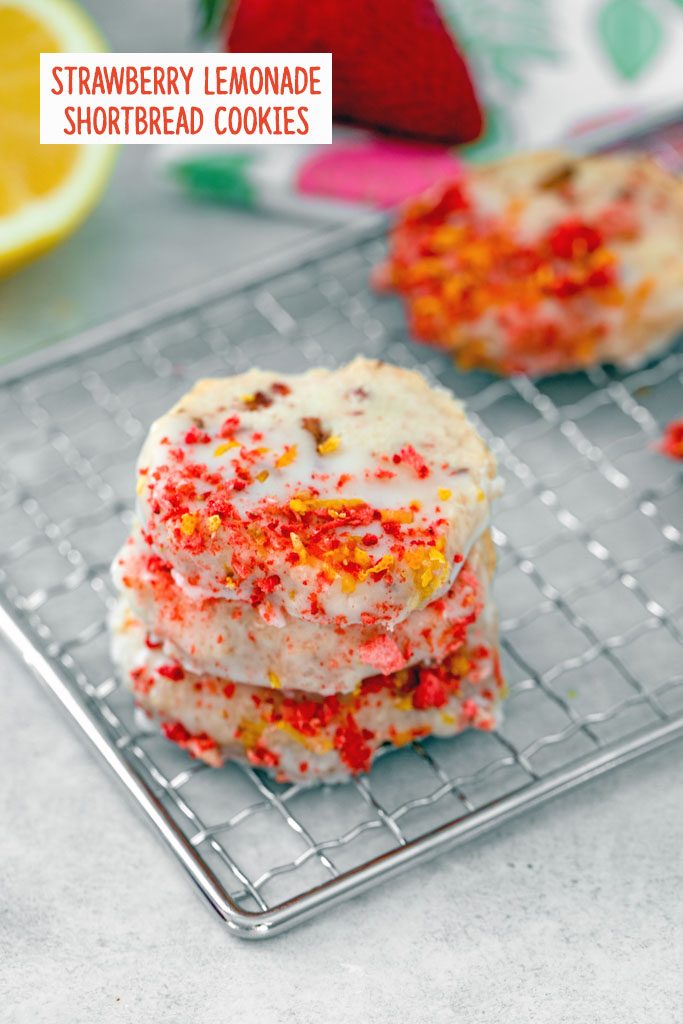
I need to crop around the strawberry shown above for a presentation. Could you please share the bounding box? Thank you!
[203,0,482,145]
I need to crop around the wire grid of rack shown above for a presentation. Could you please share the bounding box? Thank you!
[1,216,682,938]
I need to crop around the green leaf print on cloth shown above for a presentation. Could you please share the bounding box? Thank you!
[438,0,558,159]
[459,104,514,163]
[597,0,663,80]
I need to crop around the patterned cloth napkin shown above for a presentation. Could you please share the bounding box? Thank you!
[441,0,683,159]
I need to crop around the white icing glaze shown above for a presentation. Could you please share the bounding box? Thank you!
[135,357,499,626]
[111,527,495,694]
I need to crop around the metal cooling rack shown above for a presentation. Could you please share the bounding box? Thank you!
[1,216,682,939]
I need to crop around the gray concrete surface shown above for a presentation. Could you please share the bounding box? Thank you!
[3,655,683,1024]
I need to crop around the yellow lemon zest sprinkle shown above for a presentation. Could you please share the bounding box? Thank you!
[207,515,221,534]
[136,477,146,496]
[359,554,395,582]
[352,546,372,567]
[405,545,448,598]
[317,435,341,455]
[412,294,442,317]
[275,445,298,468]
[268,671,281,689]
[256,470,269,482]
[238,718,265,748]
[289,496,364,513]
[438,488,452,501]
[394,668,410,688]
[390,728,414,746]
[214,441,240,457]
[276,721,334,753]
[381,508,413,524]
[180,513,197,536]
[290,532,307,563]
[449,655,471,677]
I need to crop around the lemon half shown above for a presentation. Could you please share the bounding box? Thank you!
[0,0,115,275]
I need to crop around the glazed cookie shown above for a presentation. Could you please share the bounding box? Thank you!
[112,527,496,695]
[135,357,498,626]
[378,150,683,376]
[111,595,504,783]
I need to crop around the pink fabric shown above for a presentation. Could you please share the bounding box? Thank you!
[297,139,462,208]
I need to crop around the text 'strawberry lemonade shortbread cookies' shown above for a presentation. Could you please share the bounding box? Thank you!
[377,151,683,377]
[110,357,504,782]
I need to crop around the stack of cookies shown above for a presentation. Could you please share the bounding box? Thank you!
[110,357,504,782]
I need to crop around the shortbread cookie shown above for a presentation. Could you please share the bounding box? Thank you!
[135,357,498,626]
[378,150,683,376]
[112,527,495,695]
[111,595,504,783]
